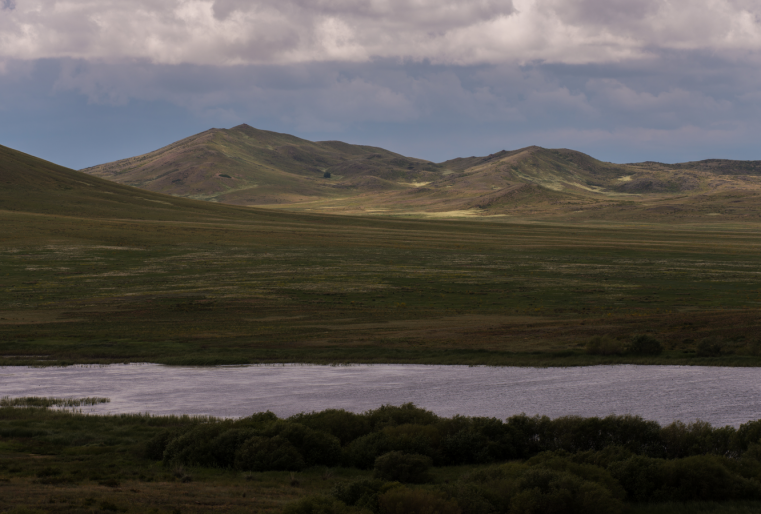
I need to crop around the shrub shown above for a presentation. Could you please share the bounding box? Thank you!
[609,454,761,502]
[378,487,461,514]
[585,335,625,356]
[538,415,662,456]
[374,451,432,484]
[504,414,552,458]
[383,424,441,462]
[282,496,349,514]
[734,419,761,453]
[347,432,392,469]
[208,428,258,468]
[441,428,493,465]
[270,423,342,467]
[451,483,500,514]
[745,338,761,355]
[511,468,623,514]
[234,435,306,471]
[525,453,625,501]
[696,337,723,357]
[332,478,395,512]
[144,429,178,460]
[627,335,664,356]
[289,409,372,445]
[659,455,761,501]
[367,403,439,430]
[333,479,383,505]
[660,420,734,459]
[162,424,227,466]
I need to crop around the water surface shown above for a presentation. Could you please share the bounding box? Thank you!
[2,364,759,427]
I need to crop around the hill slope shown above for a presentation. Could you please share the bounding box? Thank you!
[82,124,442,206]
[0,143,278,222]
[80,126,761,222]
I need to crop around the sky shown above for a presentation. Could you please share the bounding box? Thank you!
[1,0,760,169]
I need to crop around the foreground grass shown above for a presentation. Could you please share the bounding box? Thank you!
[2,208,761,366]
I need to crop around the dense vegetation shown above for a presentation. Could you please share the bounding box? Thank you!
[5,401,761,513]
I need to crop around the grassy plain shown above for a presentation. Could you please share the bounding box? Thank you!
[3,142,761,366]
[2,207,761,366]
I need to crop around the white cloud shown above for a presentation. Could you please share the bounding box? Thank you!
[1,0,759,66]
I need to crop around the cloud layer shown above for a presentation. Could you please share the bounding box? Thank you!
[1,0,760,167]
[1,0,759,65]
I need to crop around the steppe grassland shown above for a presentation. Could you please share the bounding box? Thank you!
[2,207,761,366]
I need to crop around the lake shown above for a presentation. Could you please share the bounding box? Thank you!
[2,363,760,427]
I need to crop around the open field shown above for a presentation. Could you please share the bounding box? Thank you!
[2,208,761,366]
[3,142,761,366]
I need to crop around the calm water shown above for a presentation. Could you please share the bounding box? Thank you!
[2,364,760,427]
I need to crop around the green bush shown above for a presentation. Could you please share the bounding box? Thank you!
[162,424,227,466]
[734,419,761,453]
[267,422,342,467]
[511,468,623,514]
[441,428,493,465]
[289,409,372,445]
[660,420,734,459]
[347,432,392,469]
[234,435,306,471]
[208,428,258,468]
[524,453,626,501]
[659,455,761,502]
[144,429,178,460]
[377,487,460,514]
[282,496,349,514]
[585,335,625,356]
[382,424,440,462]
[367,403,439,430]
[504,414,552,458]
[332,478,395,512]
[609,454,761,502]
[627,335,664,356]
[537,415,662,456]
[374,451,432,484]
[696,337,723,357]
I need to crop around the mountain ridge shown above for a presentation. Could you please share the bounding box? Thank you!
[77,125,761,222]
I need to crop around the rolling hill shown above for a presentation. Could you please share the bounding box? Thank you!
[82,124,441,206]
[81,125,761,222]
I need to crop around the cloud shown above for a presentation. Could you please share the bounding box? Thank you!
[1,1,760,167]
[0,0,758,66]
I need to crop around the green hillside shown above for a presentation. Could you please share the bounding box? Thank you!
[82,124,442,205]
[0,143,261,222]
[81,126,761,222]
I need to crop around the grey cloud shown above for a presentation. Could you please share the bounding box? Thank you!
[212,0,515,28]
[45,46,761,139]
[1,0,759,66]
[549,0,661,26]
[1,0,16,10]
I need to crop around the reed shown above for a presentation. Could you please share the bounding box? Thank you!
[0,396,110,408]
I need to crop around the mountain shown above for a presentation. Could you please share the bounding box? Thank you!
[82,124,441,206]
[80,125,761,222]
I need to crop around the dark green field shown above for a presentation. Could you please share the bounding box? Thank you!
[2,143,761,366]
